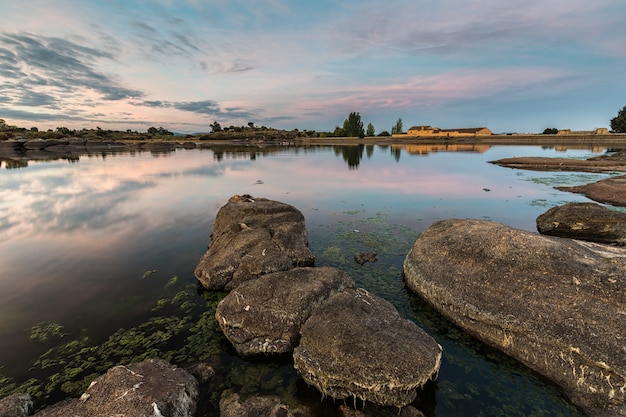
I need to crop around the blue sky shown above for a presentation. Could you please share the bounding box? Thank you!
[1,0,625,134]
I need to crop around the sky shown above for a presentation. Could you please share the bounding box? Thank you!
[1,0,625,134]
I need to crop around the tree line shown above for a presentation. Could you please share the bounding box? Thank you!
[330,112,404,138]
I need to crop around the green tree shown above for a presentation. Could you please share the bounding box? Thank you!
[210,121,222,132]
[542,128,558,134]
[391,118,403,135]
[378,130,390,136]
[366,122,375,137]
[341,112,365,137]
[611,105,626,133]
[333,126,345,137]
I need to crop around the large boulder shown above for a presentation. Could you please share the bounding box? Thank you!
[0,393,32,417]
[34,358,198,417]
[537,202,626,245]
[195,195,315,291]
[293,288,442,407]
[556,174,626,207]
[403,219,626,417]
[216,266,355,356]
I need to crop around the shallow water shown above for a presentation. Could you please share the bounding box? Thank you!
[0,143,611,415]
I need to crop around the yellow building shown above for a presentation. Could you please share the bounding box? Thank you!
[401,126,493,137]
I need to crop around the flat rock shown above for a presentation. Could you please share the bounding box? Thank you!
[556,174,626,207]
[220,393,312,417]
[34,358,198,417]
[0,393,33,417]
[537,202,626,245]
[403,219,626,417]
[490,151,626,173]
[195,195,316,291]
[293,288,442,407]
[216,266,355,356]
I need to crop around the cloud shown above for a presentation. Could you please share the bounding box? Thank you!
[133,99,257,120]
[0,32,144,103]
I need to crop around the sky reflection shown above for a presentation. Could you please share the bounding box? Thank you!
[0,144,607,384]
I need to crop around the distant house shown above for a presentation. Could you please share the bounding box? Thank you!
[558,128,609,135]
[401,126,492,137]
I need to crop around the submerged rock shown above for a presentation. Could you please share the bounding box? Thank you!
[0,393,33,417]
[34,358,198,417]
[354,251,377,265]
[338,404,426,417]
[537,202,626,245]
[403,219,626,417]
[220,392,312,417]
[216,266,355,356]
[293,288,442,407]
[195,195,315,291]
[556,174,626,207]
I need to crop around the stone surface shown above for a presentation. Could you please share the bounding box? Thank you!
[0,393,33,417]
[338,404,425,417]
[220,393,312,417]
[34,358,198,417]
[556,174,626,207]
[195,195,316,291]
[403,219,626,417]
[537,202,626,245]
[216,266,355,356]
[490,150,626,173]
[293,288,442,407]
[354,251,377,265]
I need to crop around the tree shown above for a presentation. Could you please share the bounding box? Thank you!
[366,123,375,137]
[210,121,222,132]
[543,128,558,134]
[378,130,390,136]
[611,105,626,133]
[391,118,403,135]
[247,122,254,128]
[341,112,365,138]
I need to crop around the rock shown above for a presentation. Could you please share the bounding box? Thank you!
[34,358,198,417]
[338,404,426,417]
[354,251,377,265]
[489,153,626,173]
[185,362,215,383]
[556,174,626,207]
[195,195,315,291]
[220,392,312,417]
[216,267,355,356]
[293,288,442,407]
[537,202,626,245]
[403,219,626,417]
[0,393,33,417]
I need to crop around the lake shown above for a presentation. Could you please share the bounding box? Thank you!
[0,143,610,416]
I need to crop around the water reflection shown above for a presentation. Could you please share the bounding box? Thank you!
[0,144,608,416]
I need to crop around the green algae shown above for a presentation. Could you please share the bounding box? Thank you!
[2,277,227,409]
[30,322,68,342]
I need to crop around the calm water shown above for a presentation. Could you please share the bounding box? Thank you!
[0,143,611,415]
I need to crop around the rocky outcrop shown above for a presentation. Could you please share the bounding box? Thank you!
[0,393,32,417]
[556,175,626,207]
[490,151,626,173]
[403,219,626,417]
[216,267,355,356]
[195,195,315,291]
[33,358,198,417]
[220,393,312,417]
[537,202,626,245]
[293,288,442,407]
